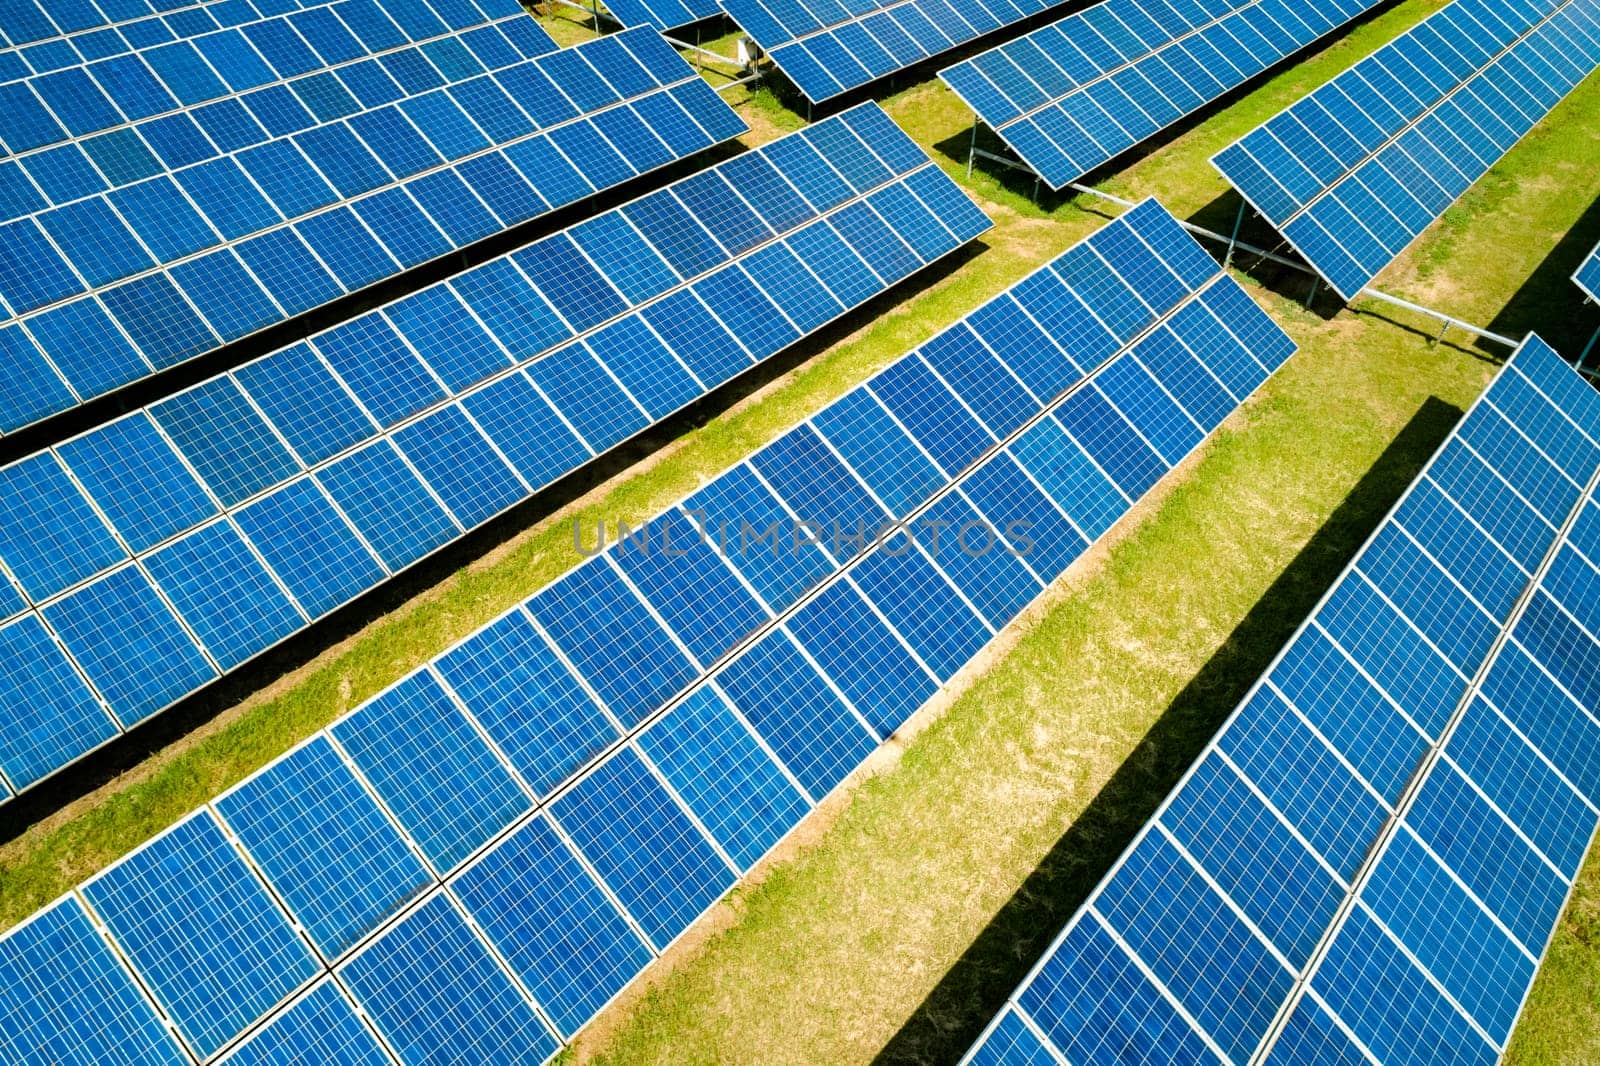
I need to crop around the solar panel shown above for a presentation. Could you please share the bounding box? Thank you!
[0,22,749,435]
[720,0,1067,105]
[0,0,372,54]
[0,896,184,1066]
[0,0,549,135]
[962,332,1600,1065]
[337,892,559,1065]
[1577,238,1600,302]
[1214,0,1600,301]
[213,735,435,959]
[605,0,723,33]
[941,0,1387,190]
[220,979,391,1066]
[1,197,1299,1061]
[0,101,988,803]
[451,815,653,1039]
[80,810,321,1058]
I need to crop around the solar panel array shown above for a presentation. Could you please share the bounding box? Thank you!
[0,0,544,90]
[1576,237,1600,302]
[0,0,341,53]
[0,102,991,804]
[939,0,1385,191]
[719,0,1064,105]
[1214,0,1600,302]
[604,0,722,34]
[0,18,751,437]
[0,199,1298,1064]
[962,332,1600,1066]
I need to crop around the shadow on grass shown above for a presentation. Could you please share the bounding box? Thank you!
[1483,192,1600,361]
[0,240,985,841]
[872,393,1463,1065]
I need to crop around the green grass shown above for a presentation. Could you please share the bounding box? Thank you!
[5,3,1600,1061]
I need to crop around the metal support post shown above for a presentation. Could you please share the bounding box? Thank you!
[1305,276,1320,309]
[966,123,977,180]
[1223,199,1246,270]
[1580,324,1600,373]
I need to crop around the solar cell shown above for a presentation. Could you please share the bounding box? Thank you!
[0,101,987,803]
[0,24,748,435]
[549,746,737,950]
[4,198,1297,1061]
[1215,0,1600,300]
[941,0,1387,190]
[452,815,652,1039]
[330,669,532,872]
[962,333,1600,1065]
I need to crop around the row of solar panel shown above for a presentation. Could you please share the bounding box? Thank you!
[0,26,748,437]
[604,0,722,34]
[0,198,1298,1066]
[0,103,990,802]
[940,0,1384,190]
[0,0,336,53]
[722,0,1066,105]
[963,333,1600,1065]
[1215,0,1600,300]
[1576,237,1600,303]
[0,0,544,164]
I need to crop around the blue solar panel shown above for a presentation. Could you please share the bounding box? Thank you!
[0,896,184,1066]
[531,559,701,729]
[964,1007,1058,1066]
[716,624,878,798]
[725,0,1073,105]
[7,199,1297,1061]
[549,747,735,950]
[435,608,620,799]
[81,811,320,1059]
[232,476,388,619]
[942,0,1386,189]
[0,451,124,602]
[636,685,812,870]
[0,613,114,792]
[787,577,938,737]
[330,669,531,872]
[223,980,391,1066]
[43,563,216,725]
[214,735,434,959]
[143,519,305,670]
[611,508,772,667]
[0,24,747,435]
[339,892,559,1065]
[963,333,1600,1065]
[1577,239,1600,302]
[1215,0,1600,300]
[452,815,653,1038]
[0,102,987,802]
